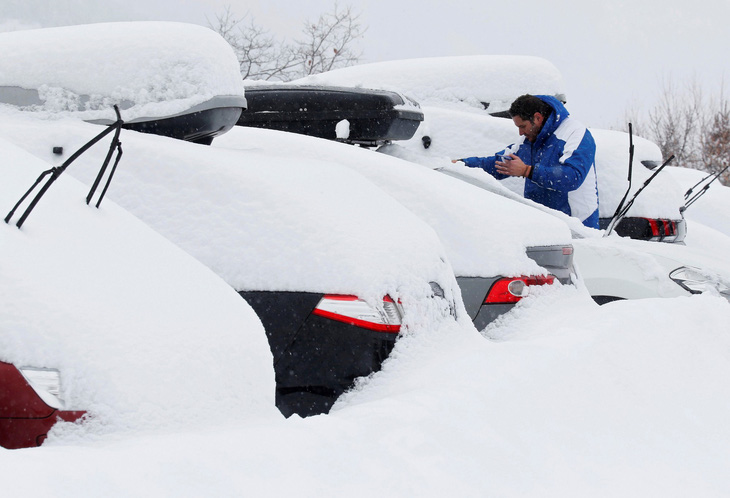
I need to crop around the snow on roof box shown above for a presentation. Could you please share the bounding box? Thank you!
[0,22,247,144]
[293,55,566,115]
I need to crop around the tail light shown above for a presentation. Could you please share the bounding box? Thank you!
[485,275,556,304]
[19,367,65,409]
[645,218,678,242]
[312,295,403,333]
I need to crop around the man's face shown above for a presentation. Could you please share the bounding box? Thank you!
[512,112,544,143]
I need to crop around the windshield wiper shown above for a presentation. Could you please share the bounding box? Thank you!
[606,154,675,237]
[605,123,675,236]
[5,105,124,229]
[605,123,635,236]
[681,164,730,213]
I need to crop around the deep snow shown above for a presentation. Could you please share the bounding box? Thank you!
[1,25,730,498]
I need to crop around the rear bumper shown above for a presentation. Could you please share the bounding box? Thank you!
[0,410,85,449]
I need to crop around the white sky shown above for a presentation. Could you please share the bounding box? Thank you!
[2,0,729,127]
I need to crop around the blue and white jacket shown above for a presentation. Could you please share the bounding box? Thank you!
[461,95,599,228]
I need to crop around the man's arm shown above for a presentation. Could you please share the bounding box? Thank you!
[530,125,596,191]
[453,152,511,180]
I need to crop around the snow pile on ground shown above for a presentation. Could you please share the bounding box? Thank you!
[0,22,244,122]
[216,126,572,279]
[0,113,457,304]
[0,139,278,438]
[293,55,565,115]
[2,286,730,497]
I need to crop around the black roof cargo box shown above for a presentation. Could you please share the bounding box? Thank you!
[237,85,423,146]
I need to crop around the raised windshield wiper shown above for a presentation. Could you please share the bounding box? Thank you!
[605,123,635,236]
[681,164,730,213]
[5,105,124,229]
[605,123,675,236]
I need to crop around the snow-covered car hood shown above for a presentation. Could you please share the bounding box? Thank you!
[0,113,457,305]
[215,127,573,279]
[0,138,277,437]
[0,22,246,123]
[292,55,566,115]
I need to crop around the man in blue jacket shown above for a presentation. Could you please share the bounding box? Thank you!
[454,94,599,228]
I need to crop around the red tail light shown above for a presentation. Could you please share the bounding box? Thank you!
[312,295,403,333]
[644,218,677,239]
[485,275,556,304]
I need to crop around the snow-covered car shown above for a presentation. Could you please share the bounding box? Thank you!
[1,137,276,448]
[216,126,576,331]
[432,160,730,304]
[0,113,459,419]
[298,55,688,244]
[0,22,247,144]
[591,129,686,243]
[236,84,423,146]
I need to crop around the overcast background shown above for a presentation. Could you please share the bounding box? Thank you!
[2,0,729,129]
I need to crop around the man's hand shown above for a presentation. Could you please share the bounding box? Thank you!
[495,154,532,178]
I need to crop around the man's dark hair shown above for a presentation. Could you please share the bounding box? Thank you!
[509,94,553,122]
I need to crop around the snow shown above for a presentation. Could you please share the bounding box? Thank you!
[2,285,730,496]
[335,118,350,139]
[2,37,730,498]
[216,126,571,279]
[0,113,457,305]
[590,129,684,219]
[0,22,244,122]
[293,55,566,115]
[0,138,278,438]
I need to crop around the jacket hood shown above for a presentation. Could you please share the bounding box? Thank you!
[534,94,569,145]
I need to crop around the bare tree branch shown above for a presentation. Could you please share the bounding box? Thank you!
[208,3,365,82]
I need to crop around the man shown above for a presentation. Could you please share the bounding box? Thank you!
[454,94,599,228]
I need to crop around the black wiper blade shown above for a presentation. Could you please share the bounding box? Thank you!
[606,153,676,236]
[681,164,730,213]
[605,123,635,236]
[5,105,124,229]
